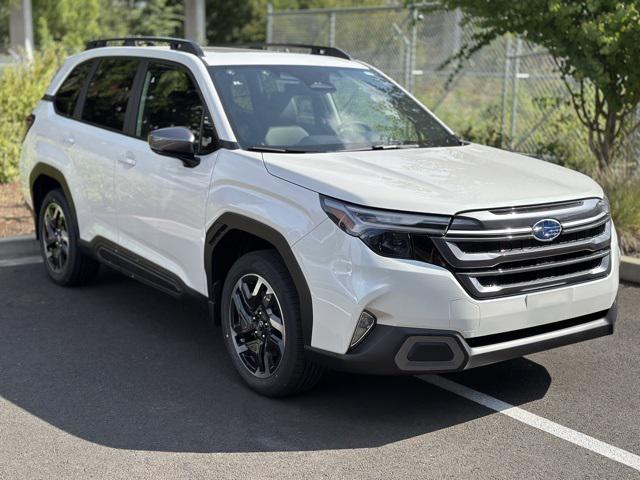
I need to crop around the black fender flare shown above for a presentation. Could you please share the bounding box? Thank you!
[205,212,314,346]
[29,163,77,238]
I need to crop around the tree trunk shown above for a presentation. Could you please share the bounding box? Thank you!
[588,104,619,172]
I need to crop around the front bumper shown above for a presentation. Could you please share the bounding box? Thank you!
[305,304,616,375]
[294,219,619,355]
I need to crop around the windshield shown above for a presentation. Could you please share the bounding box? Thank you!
[209,65,460,153]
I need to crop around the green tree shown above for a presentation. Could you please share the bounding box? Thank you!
[0,1,12,50]
[33,0,103,50]
[33,0,183,51]
[433,0,640,171]
[129,0,183,37]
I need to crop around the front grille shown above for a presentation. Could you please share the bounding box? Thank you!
[432,198,612,299]
[454,222,607,254]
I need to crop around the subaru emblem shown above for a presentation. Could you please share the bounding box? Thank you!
[532,219,562,242]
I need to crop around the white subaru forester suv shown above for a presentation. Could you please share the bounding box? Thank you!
[20,37,619,396]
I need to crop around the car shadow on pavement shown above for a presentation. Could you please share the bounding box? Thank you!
[0,263,551,453]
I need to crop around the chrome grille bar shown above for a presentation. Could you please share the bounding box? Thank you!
[463,255,610,297]
[457,249,610,277]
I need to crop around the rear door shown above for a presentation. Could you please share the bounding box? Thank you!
[114,59,218,294]
[45,59,95,238]
[70,57,140,243]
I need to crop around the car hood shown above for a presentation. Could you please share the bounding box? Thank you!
[262,143,603,215]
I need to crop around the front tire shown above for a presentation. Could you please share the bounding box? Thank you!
[221,250,323,397]
[38,189,99,286]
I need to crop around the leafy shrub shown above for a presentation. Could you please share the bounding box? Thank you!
[0,45,66,183]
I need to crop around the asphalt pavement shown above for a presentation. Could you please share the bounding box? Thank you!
[0,247,638,479]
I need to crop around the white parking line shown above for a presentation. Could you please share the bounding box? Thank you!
[0,256,43,267]
[420,374,640,472]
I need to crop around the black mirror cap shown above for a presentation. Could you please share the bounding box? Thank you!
[148,126,200,168]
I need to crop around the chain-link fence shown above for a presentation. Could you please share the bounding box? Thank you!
[268,3,638,172]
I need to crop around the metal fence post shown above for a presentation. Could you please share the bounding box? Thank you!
[409,6,419,94]
[329,11,336,47]
[451,8,462,59]
[266,3,274,43]
[637,111,640,174]
[500,36,512,149]
[509,37,522,150]
[392,22,411,89]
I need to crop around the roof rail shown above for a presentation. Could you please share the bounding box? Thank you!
[85,37,204,57]
[232,43,351,60]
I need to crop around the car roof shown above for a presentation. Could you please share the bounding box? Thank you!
[76,37,363,68]
[201,46,366,69]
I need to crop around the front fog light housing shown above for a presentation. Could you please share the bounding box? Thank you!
[350,310,377,349]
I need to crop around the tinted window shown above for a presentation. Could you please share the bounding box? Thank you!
[54,61,93,117]
[82,58,139,131]
[136,63,206,144]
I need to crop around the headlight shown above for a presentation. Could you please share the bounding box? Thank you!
[320,196,450,265]
[598,196,610,216]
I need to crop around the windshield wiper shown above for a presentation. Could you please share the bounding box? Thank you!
[371,143,420,150]
[337,143,422,153]
[247,146,309,153]
[247,143,427,154]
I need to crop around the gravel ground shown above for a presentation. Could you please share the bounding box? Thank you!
[0,182,33,238]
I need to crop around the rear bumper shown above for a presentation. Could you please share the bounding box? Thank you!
[305,304,617,375]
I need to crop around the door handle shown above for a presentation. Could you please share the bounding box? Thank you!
[119,152,137,167]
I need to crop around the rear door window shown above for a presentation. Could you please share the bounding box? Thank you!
[82,58,139,132]
[54,60,93,117]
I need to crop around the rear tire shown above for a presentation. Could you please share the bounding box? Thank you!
[220,250,323,397]
[38,189,100,286]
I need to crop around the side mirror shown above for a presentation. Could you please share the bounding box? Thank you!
[148,127,200,168]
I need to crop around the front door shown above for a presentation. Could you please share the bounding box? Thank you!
[115,60,218,294]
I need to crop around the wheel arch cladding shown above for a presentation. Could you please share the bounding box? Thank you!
[29,164,76,239]
[205,212,314,346]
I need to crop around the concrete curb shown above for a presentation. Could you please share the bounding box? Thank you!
[0,235,39,260]
[621,256,640,285]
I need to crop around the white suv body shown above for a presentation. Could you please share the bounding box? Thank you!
[20,39,619,395]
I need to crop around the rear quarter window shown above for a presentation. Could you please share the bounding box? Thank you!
[54,60,93,117]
